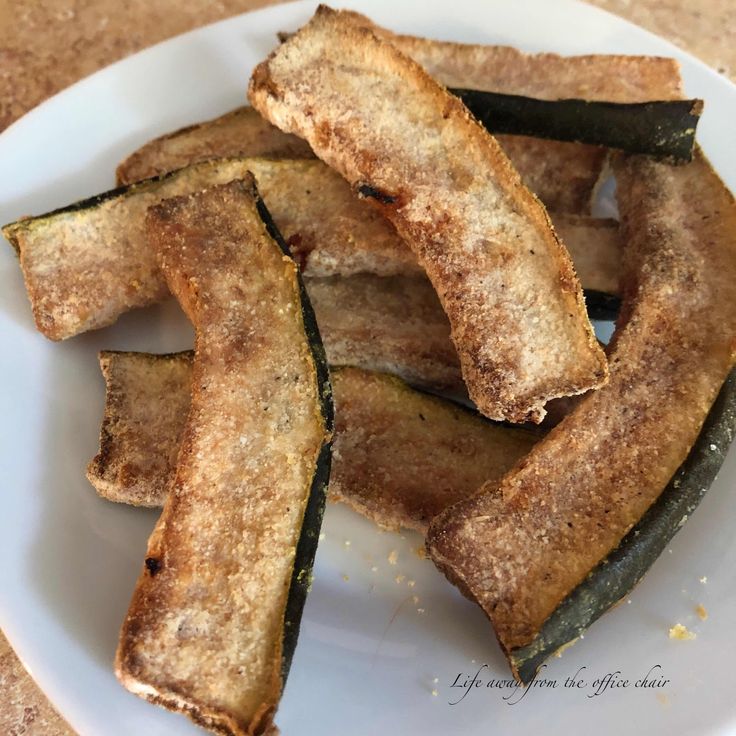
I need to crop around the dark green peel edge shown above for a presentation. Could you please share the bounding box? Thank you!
[2,172,173,237]
[254,189,334,688]
[510,368,736,684]
[452,89,703,162]
[0,157,263,236]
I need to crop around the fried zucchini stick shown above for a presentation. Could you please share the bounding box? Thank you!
[427,148,736,680]
[116,177,332,735]
[3,157,619,340]
[338,10,684,102]
[116,106,608,215]
[88,357,536,532]
[249,6,608,422]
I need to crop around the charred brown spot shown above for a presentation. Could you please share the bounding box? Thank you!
[313,119,335,150]
[357,183,398,205]
[145,557,161,576]
[251,62,282,100]
[286,232,314,272]
[119,463,140,488]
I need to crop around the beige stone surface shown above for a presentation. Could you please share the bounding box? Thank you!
[0,0,732,733]
[0,633,72,735]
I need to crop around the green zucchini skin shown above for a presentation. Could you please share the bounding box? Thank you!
[509,369,736,684]
[3,175,169,244]
[451,89,703,162]
[254,191,335,687]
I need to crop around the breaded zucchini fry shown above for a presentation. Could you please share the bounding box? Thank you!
[88,355,536,532]
[249,6,608,421]
[338,10,684,102]
[3,157,619,340]
[116,177,332,735]
[427,148,736,682]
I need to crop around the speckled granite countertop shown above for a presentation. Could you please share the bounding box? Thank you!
[1,1,734,733]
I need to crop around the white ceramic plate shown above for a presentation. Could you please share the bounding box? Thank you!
[2,1,735,734]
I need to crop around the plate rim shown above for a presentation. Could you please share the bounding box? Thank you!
[2,1,736,734]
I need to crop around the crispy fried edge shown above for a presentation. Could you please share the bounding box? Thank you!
[116,107,314,185]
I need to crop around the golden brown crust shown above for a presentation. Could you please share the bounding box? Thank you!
[495,135,608,214]
[249,6,608,422]
[116,106,606,214]
[115,178,329,735]
[2,160,258,340]
[337,10,684,102]
[86,351,191,507]
[426,148,736,659]
[88,356,536,532]
[116,107,313,185]
[3,182,171,341]
[86,351,192,506]
[552,215,621,295]
[328,368,536,532]
[308,274,462,392]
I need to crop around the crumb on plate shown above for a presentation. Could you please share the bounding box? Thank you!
[668,623,696,640]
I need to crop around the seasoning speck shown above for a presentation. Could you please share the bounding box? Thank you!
[696,604,708,620]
